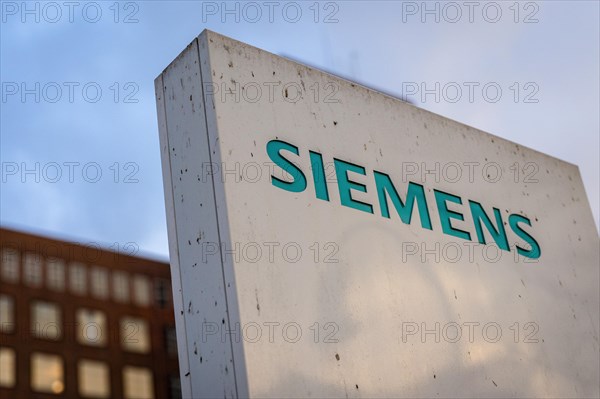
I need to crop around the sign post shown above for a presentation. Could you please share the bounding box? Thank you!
[156,30,599,398]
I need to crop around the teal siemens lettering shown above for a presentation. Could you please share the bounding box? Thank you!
[266,139,541,260]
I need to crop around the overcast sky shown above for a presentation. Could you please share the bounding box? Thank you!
[1,1,598,260]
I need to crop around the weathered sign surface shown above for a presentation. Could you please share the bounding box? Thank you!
[156,30,599,398]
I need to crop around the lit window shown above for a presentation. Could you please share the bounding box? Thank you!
[46,258,65,291]
[133,275,151,306]
[0,347,16,387]
[121,316,151,353]
[69,262,87,295]
[78,359,110,398]
[155,279,170,308]
[113,271,129,303]
[90,267,109,299]
[165,326,178,357]
[31,352,64,394]
[123,366,154,399]
[31,301,62,341]
[24,252,42,287]
[0,247,19,283]
[0,294,14,334]
[76,308,107,347]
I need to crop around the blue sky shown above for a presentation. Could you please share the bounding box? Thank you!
[1,1,598,260]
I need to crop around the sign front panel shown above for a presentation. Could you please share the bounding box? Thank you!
[157,30,599,398]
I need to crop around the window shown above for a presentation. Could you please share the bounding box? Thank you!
[165,326,178,357]
[76,308,107,347]
[169,375,182,399]
[46,258,65,291]
[69,262,87,295]
[113,271,129,303]
[31,352,64,394]
[24,252,42,287]
[90,266,109,299]
[0,347,15,387]
[121,316,151,353]
[155,279,171,308]
[31,301,62,341]
[123,366,154,399]
[133,274,151,306]
[78,359,110,398]
[0,247,19,283]
[0,295,14,334]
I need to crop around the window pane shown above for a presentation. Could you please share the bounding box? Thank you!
[31,352,64,394]
[69,262,87,295]
[169,375,182,399]
[24,252,42,287]
[78,359,110,398]
[155,279,170,308]
[90,267,109,299]
[133,275,151,306]
[76,308,107,347]
[46,258,65,291]
[113,271,129,303]
[165,326,178,357]
[31,301,62,341]
[0,347,16,387]
[121,317,151,353]
[123,366,154,399]
[0,247,19,283]
[0,295,14,334]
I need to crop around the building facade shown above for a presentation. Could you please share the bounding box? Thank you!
[0,227,180,399]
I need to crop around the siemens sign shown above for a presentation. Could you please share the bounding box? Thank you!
[267,139,541,259]
[157,31,599,398]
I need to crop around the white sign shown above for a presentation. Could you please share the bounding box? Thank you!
[156,30,599,398]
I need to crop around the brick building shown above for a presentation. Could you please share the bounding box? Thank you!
[0,227,180,398]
